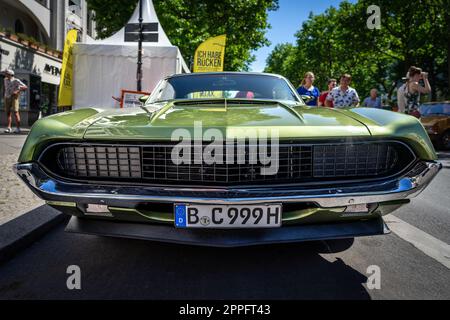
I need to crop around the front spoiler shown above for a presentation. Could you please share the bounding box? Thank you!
[65,216,390,247]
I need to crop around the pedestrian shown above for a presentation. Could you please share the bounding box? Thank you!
[3,69,28,133]
[318,78,337,107]
[325,74,360,108]
[403,66,431,117]
[396,77,408,113]
[362,88,382,108]
[297,71,320,106]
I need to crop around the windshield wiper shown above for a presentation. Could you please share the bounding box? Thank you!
[139,105,153,116]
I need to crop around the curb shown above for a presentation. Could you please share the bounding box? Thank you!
[0,127,31,136]
[0,205,68,264]
[0,132,30,136]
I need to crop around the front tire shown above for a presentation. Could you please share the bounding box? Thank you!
[318,238,355,253]
[441,131,450,150]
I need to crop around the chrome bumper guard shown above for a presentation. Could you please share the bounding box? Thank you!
[14,161,442,208]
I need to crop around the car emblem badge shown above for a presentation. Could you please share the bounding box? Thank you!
[200,216,210,226]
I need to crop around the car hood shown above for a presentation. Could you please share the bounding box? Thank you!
[420,116,448,126]
[82,100,371,140]
[18,101,438,163]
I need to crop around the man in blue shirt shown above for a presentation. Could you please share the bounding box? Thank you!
[362,89,382,108]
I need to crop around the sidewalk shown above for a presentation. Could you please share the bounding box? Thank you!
[0,127,31,136]
[0,132,44,225]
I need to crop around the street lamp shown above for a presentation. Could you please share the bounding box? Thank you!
[137,0,143,91]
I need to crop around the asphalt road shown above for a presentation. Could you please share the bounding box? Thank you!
[0,153,449,300]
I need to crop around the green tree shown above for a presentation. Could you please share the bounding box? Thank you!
[265,0,450,101]
[349,0,450,100]
[264,43,296,75]
[86,0,279,71]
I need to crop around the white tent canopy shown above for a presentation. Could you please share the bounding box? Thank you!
[73,0,189,109]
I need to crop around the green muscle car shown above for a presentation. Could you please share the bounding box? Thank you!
[14,72,441,246]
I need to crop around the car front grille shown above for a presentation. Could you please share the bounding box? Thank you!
[44,141,415,186]
[141,144,314,183]
[61,146,142,178]
[312,144,398,178]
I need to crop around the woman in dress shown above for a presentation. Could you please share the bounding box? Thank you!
[405,66,431,117]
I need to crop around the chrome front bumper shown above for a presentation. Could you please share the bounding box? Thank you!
[14,161,442,208]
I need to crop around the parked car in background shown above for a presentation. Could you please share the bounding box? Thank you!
[420,102,450,150]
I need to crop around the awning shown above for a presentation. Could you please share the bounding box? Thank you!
[0,37,62,85]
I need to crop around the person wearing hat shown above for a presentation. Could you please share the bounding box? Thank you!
[3,69,27,133]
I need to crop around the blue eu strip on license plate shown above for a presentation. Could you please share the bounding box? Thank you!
[175,204,187,228]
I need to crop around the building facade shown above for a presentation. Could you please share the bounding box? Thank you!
[0,0,96,126]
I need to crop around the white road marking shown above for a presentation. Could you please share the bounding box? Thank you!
[439,160,450,168]
[437,152,450,168]
[384,214,450,269]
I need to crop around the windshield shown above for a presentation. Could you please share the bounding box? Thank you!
[419,103,450,116]
[149,74,300,103]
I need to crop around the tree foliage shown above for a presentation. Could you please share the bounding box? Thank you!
[265,0,450,102]
[86,0,278,71]
[264,43,296,77]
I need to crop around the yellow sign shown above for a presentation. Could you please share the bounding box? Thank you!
[193,35,226,73]
[58,29,78,107]
[191,91,224,99]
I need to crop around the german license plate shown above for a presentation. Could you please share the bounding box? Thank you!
[174,204,282,229]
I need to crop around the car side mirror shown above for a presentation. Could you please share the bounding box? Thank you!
[139,95,149,104]
[300,95,313,103]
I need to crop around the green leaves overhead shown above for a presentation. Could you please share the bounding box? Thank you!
[265,0,450,101]
[86,0,278,71]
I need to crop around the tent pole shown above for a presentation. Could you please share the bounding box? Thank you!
[137,0,143,91]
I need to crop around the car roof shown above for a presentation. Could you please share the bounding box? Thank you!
[421,101,450,105]
[165,72,286,80]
